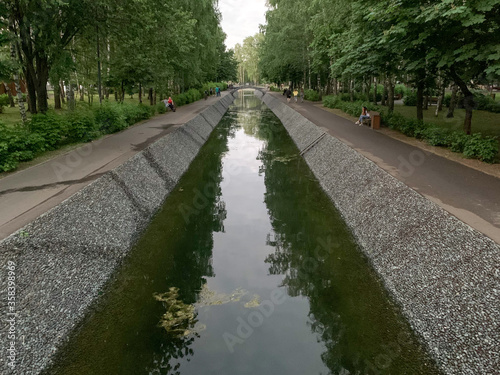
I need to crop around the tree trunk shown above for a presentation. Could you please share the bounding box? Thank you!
[96,24,102,105]
[447,84,458,118]
[54,82,61,109]
[67,83,76,111]
[139,83,142,104]
[34,55,49,113]
[416,75,424,121]
[372,77,377,105]
[449,67,474,134]
[24,66,37,113]
[333,78,338,95]
[387,75,395,113]
[423,94,429,110]
[349,79,354,102]
[60,82,66,104]
[435,83,445,117]
[6,84,15,107]
[121,81,125,103]
[382,75,388,106]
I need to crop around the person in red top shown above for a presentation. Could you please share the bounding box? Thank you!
[163,97,175,112]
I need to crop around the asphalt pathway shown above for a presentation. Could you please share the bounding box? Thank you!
[1,90,499,245]
[0,93,230,240]
[273,92,500,244]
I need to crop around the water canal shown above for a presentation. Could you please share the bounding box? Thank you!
[47,92,441,375]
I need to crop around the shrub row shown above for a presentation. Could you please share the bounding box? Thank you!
[1,82,231,172]
[323,95,499,163]
[0,101,155,172]
[304,89,321,101]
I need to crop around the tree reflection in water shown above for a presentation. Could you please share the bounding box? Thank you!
[47,116,232,375]
[259,106,440,375]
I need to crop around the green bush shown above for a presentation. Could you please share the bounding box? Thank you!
[65,110,99,142]
[0,94,10,113]
[417,126,451,147]
[403,91,417,106]
[462,134,499,163]
[304,89,320,101]
[94,102,127,134]
[156,102,167,114]
[473,93,500,113]
[394,84,407,98]
[0,123,46,172]
[115,102,151,125]
[29,112,68,150]
[449,132,469,153]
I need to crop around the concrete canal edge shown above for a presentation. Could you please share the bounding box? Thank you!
[0,92,237,374]
[254,89,500,375]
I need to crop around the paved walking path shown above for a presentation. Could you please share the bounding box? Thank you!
[1,90,499,245]
[271,92,500,244]
[0,93,231,240]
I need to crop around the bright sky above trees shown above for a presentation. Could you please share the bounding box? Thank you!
[218,0,267,50]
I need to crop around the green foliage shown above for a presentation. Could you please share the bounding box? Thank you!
[0,124,46,172]
[156,103,167,114]
[323,95,381,117]
[324,95,499,163]
[65,111,100,142]
[403,92,417,106]
[0,99,160,172]
[304,90,320,101]
[94,103,128,134]
[473,93,500,113]
[381,109,498,162]
[0,94,10,113]
[394,84,407,97]
[173,88,203,107]
[29,113,68,150]
[462,134,499,163]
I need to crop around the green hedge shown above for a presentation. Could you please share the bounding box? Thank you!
[0,101,157,172]
[323,95,499,163]
[0,82,231,172]
[304,89,321,101]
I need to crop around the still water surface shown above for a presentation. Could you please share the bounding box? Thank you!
[48,93,440,374]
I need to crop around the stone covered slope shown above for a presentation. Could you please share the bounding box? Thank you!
[0,92,236,374]
[255,89,499,375]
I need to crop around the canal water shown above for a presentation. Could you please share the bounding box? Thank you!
[48,92,440,375]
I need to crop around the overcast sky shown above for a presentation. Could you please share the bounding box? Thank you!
[218,0,268,50]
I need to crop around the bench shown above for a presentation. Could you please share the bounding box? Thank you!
[361,112,381,129]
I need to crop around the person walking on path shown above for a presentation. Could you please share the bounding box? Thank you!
[286,88,292,103]
[216,86,220,97]
[355,106,370,125]
[300,88,304,103]
[293,89,298,102]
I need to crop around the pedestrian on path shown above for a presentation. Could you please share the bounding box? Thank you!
[355,106,370,125]
[286,88,292,103]
[293,89,298,102]
[216,86,220,97]
[300,88,304,102]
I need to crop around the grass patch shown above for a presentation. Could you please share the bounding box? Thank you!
[392,104,500,138]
